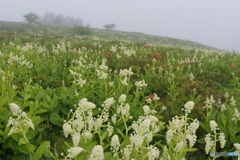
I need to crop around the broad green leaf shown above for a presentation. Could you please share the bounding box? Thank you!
[50,94,58,112]
[100,131,108,141]
[116,128,126,138]
[18,138,28,145]
[32,141,50,160]
[85,141,98,153]
[0,149,4,155]
[40,102,50,111]
[50,113,63,126]
[18,143,36,154]
[182,148,198,152]
[36,109,48,114]
[0,96,8,107]
[24,94,31,102]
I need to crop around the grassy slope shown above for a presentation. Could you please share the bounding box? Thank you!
[0,21,228,52]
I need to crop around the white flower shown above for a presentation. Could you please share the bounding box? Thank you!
[153,93,160,100]
[162,106,167,110]
[188,72,195,82]
[170,116,185,132]
[135,79,148,89]
[24,118,35,130]
[205,134,213,154]
[219,132,226,148]
[130,134,144,150]
[148,115,159,122]
[123,146,132,160]
[121,77,128,86]
[121,103,130,116]
[106,124,113,137]
[147,145,160,160]
[119,67,133,77]
[67,147,84,158]
[111,135,120,151]
[230,96,236,106]
[143,105,151,115]
[175,141,185,153]
[103,97,115,108]
[119,94,127,102]
[188,119,199,134]
[234,143,240,151]
[186,134,197,148]
[9,103,21,116]
[72,132,80,147]
[81,102,96,110]
[109,82,114,86]
[146,132,153,143]
[210,120,218,132]
[138,119,151,136]
[166,129,176,144]
[90,145,104,160]
[63,122,73,138]
[7,127,19,136]
[184,101,194,113]
[6,117,15,127]
[83,131,92,139]
[111,114,117,124]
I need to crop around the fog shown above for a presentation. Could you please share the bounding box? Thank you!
[1,0,239,52]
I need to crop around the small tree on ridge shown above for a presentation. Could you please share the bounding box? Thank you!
[103,23,116,30]
[23,12,40,26]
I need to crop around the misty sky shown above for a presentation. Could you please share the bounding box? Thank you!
[1,0,239,52]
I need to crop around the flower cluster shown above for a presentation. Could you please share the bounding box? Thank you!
[6,103,35,137]
[205,120,226,154]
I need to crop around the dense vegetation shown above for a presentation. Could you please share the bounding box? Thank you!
[0,21,239,160]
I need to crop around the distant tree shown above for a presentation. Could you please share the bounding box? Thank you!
[86,22,91,28]
[41,12,50,24]
[72,25,92,36]
[103,23,116,30]
[75,18,84,26]
[23,12,40,26]
[53,13,64,25]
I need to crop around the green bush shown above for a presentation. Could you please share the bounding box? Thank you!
[72,26,92,36]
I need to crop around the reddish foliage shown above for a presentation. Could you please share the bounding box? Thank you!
[149,95,155,99]
[230,63,236,67]
[143,46,152,49]
[161,64,168,68]
[155,52,161,58]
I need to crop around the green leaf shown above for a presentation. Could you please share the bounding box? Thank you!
[50,113,63,126]
[0,149,4,155]
[100,131,108,141]
[36,109,48,114]
[18,138,29,145]
[104,152,113,159]
[85,141,98,153]
[116,128,126,138]
[24,94,31,102]
[18,143,36,154]
[40,102,50,111]
[32,141,50,160]
[50,94,58,112]
[0,96,8,107]
[182,148,198,152]
[60,107,70,115]
[35,89,44,100]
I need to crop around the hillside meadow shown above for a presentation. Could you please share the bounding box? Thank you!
[0,22,240,160]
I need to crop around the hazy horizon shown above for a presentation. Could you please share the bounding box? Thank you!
[1,0,239,52]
